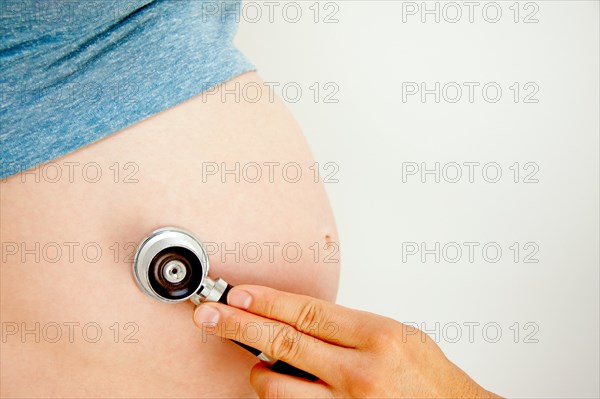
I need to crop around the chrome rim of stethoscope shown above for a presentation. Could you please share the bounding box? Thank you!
[132,227,210,303]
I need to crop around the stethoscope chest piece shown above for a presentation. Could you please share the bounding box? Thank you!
[133,227,212,304]
[132,226,318,381]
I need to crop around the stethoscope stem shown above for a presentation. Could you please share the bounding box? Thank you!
[194,277,317,381]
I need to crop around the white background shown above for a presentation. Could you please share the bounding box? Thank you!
[236,1,600,397]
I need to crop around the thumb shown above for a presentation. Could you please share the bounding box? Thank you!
[249,363,332,399]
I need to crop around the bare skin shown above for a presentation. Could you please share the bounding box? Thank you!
[0,71,340,398]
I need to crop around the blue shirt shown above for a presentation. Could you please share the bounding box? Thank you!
[1,0,254,179]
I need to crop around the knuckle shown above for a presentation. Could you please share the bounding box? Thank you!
[342,363,380,397]
[294,301,322,333]
[365,319,402,349]
[268,325,303,362]
[263,379,285,399]
[338,359,362,386]
[352,377,379,397]
[250,366,283,399]
[261,297,278,320]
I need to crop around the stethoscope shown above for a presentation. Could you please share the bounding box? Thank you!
[132,227,316,381]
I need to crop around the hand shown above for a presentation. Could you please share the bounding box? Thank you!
[193,285,500,399]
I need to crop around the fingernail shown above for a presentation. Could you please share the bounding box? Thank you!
[228,289,252,309]
[194,305,220,325]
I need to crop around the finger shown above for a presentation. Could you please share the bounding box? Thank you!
[249,363,333,399]
[226,285,381,348]
[194,302,354,386]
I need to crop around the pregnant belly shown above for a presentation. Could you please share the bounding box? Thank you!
[0,72,340,398]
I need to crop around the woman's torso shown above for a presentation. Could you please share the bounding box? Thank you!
[0,71,340,398]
